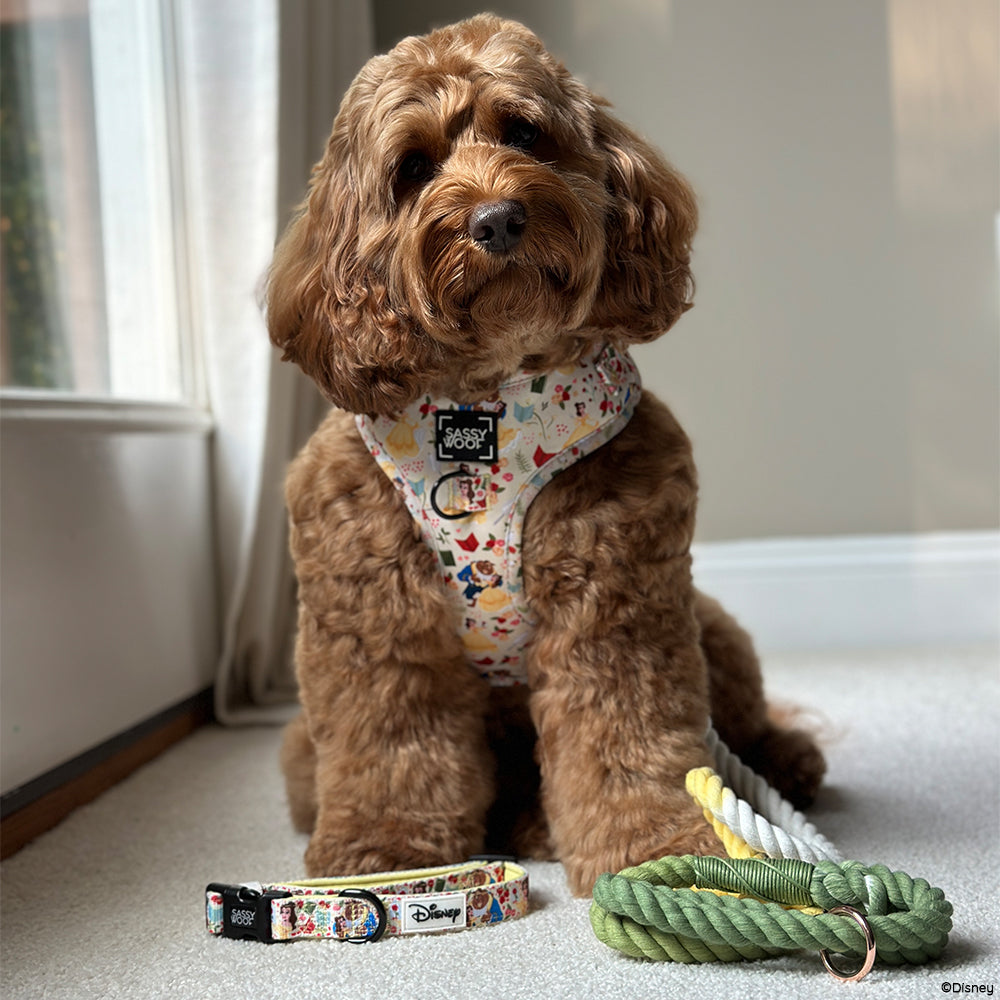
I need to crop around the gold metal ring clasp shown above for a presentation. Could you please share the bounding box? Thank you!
[820,905,877,982]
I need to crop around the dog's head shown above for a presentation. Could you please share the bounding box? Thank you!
[267,15,696,414]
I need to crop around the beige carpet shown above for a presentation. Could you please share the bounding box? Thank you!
[2,645,997,999]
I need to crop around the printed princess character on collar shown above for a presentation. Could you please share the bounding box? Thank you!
[274,901,297,940]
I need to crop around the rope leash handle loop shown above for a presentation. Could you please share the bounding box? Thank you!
[590,728,953,980]
[590,857,953,976]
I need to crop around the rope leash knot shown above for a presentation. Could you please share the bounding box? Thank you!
[589,732,954,980]
[590,857,952,972]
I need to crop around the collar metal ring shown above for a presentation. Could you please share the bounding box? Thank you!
[820,905,877,982]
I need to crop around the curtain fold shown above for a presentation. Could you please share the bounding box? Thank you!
[176,0,374,724]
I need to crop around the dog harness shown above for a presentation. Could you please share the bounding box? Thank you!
[357,342,641,685]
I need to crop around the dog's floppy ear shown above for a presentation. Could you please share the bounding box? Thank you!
[588,108,697,341]
[266,133,442,415]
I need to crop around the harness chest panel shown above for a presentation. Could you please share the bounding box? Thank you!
[357,343,641,685]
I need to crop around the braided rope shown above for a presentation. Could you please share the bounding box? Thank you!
[590,856,953,966]
[687,767,840,863]
[588,728,952,972]
[702,729,841,863]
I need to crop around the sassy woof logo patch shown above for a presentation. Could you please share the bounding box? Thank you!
[435,411,498,463]
[400,892,468,934]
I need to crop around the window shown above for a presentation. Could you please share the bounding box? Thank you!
[2,0,283,791]
[1,0,193,402]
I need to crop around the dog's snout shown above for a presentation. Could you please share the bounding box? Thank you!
[468,200,526,254]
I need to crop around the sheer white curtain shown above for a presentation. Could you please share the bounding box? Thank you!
[176,0,374,723]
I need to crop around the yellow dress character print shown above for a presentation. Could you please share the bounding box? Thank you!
[274,902,297,940]
[385,414,419,458]
[565,401,600,448]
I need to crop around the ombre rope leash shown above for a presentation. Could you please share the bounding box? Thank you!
[691,728,840,863]
[589,730,953,980]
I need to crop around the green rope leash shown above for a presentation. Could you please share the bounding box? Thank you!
[589,856,953,967]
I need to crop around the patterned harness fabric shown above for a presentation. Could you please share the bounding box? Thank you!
[357,343,642,685]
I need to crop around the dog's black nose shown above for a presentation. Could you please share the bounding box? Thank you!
[468,200,526,254]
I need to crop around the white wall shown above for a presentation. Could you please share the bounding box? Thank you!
[374,0,1000,543]
[0,399,218,794]
[5,1,994,797]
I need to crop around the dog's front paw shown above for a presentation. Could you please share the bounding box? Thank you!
[304,816,481,877]
[305,833,428,878]
[562,822,724,896]
[657,823,725,860]
[562,853,616,898]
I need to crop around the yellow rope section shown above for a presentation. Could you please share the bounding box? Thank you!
[685,767,762,860]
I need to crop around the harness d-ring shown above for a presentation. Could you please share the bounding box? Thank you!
[820,906,877,982]
[429,471,478,520]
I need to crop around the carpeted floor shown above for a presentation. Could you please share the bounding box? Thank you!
[2,645,998,999]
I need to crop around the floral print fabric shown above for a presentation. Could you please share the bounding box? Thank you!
[206,860,528,941]
[356,343,642,685]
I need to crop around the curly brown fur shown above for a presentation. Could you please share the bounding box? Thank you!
[269,14,824,895]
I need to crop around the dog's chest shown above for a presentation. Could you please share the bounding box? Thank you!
[357,344,641,686]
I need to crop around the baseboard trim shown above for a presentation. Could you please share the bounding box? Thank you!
[692,531,1000,653]
[3,534,993,855]
[0,689,214,860]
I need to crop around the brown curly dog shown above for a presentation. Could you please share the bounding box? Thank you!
[268,14,825,896]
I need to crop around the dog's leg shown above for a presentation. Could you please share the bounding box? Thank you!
[695,591,826,808]
[297,623,492,876]
[286,413,494,876]
[523,396,723,896]
[281,711,318,833]
[483,685,554,859]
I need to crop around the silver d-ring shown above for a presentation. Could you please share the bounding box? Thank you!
[821,905,877,982]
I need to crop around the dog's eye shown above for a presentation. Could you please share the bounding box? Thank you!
[397,151,435,185]
[504,118,540,151]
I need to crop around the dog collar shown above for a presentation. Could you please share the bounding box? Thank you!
[206,859,528,943]
[357,342,642,685]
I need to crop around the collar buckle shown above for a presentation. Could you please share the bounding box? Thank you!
[206,883,289,943]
